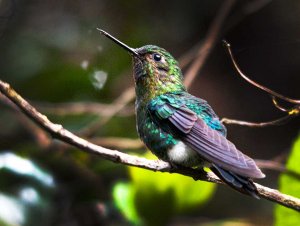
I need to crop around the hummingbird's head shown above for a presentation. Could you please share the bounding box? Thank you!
[98,29,186,101]
[132,45,185,96]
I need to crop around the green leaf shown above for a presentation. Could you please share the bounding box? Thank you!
[275,134,300,226]
[112,152,216,225]
[121,152,215,225]
[112,182,141,225]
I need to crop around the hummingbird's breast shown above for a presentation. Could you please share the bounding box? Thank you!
[135,100,177,161]
[135,100,202,166]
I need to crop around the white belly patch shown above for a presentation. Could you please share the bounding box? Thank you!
[167,141,198,166]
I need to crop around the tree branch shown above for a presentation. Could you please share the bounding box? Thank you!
[78,86,135,137]
[256,159,300,180]
[223,40,300,105]
[35,101,135,117]
[0,79,300,211]
[221,114,296,127]
[184,0,237,88]
[221,40,300,127]
[91,137,144,149]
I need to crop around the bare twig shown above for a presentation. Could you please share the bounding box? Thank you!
[35,101,135,117]
[225,0,273,32]
[221,40,300,127]
[1,79,300,211]
[15,113,51,148]
[223,40,300,105]
[181,0,272,86]
[271,97,290,112]
[91,137,144,149]
[221,114,297,127]
[270,97,300,116]
[184,0,237,88]
[1,93,51,147]
[178,42,203,69]
[256,159,300,180]
[1,92,18,109]
[78,86,135,137]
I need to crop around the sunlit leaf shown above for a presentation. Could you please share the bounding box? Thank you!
[275,134,300,226]
[112,182,141,225]
[130,152,215,211]
[113,152,216,225]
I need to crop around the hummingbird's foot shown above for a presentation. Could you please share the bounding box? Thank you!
[168,162,207,180]
[191,167,209,181]
[168,162,191,173]
[168,162,181,172]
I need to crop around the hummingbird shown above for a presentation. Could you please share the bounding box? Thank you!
[98,29,265,199]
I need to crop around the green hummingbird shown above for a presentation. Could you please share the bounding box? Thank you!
[98,29,265,199]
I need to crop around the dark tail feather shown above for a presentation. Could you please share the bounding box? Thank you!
[211,164,260,199]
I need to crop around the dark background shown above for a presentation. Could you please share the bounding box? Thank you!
[0,0,299,225]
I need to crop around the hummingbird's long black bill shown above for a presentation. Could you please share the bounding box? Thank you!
[97,28,140,58]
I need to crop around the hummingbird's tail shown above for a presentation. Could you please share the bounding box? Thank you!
[211,164,260,199]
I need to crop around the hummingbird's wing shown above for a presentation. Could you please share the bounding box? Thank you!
[148,94,265,179]
[181,94,227,136]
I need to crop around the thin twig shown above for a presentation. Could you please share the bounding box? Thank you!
[225,0,273,33]
[272,97,300,116]
[178,42,203,69]
[223,40,300,105]
[78,86,135,137]
[271,97,290,112]
[0,92,17,109]
[15,113,51,148]
[221,40,300,127]
[35,101,135,117]
[1,79,300,211]
[221,114,297,127]
[91,137,144,149]
[184,0,237,88]
[256,159,300,180]
[1,93,51,147]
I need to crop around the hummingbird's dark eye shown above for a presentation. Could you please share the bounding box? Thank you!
[153,53,162,62]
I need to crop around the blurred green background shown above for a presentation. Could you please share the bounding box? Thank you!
[0,0,300,225]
